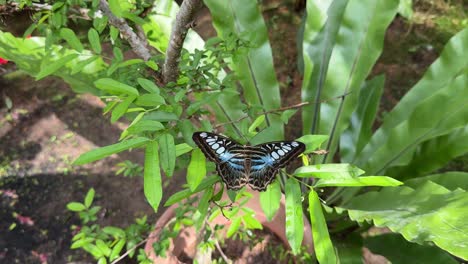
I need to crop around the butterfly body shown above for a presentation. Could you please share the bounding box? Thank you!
[193,132,305,191]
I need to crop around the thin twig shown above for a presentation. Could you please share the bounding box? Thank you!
[162,0,203,84]
[214,237,232,264]
[99,0,152,61]
[205,220,232,264]
[110,218,176,264]
[212,200,233,220]
[110,237,149,264]
[214,92,351,129]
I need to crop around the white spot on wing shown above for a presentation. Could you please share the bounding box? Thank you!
[212,143,219,149]
[216,147,225,154]
[291,142,299,147]
[272,152,279,159]
[278,149,285,156]
[283,145,291,151]
[200,132,207,137]
[206,138,216,142]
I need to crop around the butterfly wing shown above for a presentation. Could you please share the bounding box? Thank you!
[192,132,248,190]
[248,141,305,191]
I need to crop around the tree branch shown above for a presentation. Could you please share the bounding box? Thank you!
[162,0,203,84]
[99,0,152,61]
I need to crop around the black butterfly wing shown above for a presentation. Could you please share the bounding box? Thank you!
[192,132,248,190]
[248,141,305,191]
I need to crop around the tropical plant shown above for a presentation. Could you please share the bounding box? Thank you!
[0,0,466,263]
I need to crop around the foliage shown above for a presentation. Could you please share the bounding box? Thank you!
[1,0,467,263]
[67,188,152,263]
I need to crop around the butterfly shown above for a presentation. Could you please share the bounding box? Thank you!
[192,132,305,191]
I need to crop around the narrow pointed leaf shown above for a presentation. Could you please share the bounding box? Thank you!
[365,233,458,264]
[94,78,139,96]
[111,95,137,123]
[260,180,281,221]
[357,29,468,170]
[144,141,162,212]
[340,181,468,260]
[309,190,337,264]
[36,53,79,80]
[159,133,176,177]
[302,0,399,162]
[340,75,385,162]
[204,0,284,140]
[60,28,84,51]
[386,127,468,180]
[73,137,149,165]
[314,176,402,188]
[187,148,206,191]
[285,178,303,255]
[294,164,365,178]
[88,28,102,54]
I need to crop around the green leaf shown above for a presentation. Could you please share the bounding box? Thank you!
[404,172,468,192]
[294,164,365,178]
[187,148,206,191]
[144,111,179,122]
[248,115,265,134]
[59,28,84,51]
[96,239,111,257]
[88,28,102,54]
[301,0,399,162]
[74,137,149,165]
[340,75,385,162]
[71,237,94,249]
[109,239,126,261]
[204,0,284,140]
[67,202,86,212]
[300,0,352,134]
[387,127,468,180]
[164,176,219,206]
[97,257,107,264]
[226,217,242,238]
[175,143,193,157]
[356,74,468,175]
[135,94,166,107]
[83,243,104,258]
[84,188,95,208]
[159,133,176,177]
[144,141,162,212]
[36,53,79,80]
[94,78,139,96]
[339,181,468,260]
[111,95,137,123]
[127,120,164,134]
[197,186,213,217]
[397,0,413,19]
[71,55,99,75]
[119,112,145,140]
[355,29,468,174]
[365,233,458,264]
[102,226,126,238]
[285,178,303,255]
[137,78,160,94]
[296,134,329,154]
[108,0,123,17]
[309,190,337,264]
[315,176,402,187]
[280,109,298,124]
[260,180,281,221]
[242,214,263,229]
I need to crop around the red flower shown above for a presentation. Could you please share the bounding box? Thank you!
[0,58,8,65]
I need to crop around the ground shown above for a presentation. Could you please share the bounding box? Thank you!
[0,0,467,263]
